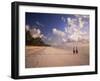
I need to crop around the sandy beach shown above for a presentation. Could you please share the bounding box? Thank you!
[25,44,89,68]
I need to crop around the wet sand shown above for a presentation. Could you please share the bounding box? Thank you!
[25,44,89,68]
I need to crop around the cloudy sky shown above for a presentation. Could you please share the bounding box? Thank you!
[25,12,89,46]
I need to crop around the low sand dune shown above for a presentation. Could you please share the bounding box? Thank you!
[25,45,89,68]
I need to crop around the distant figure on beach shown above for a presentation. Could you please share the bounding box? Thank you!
[73,46,78,54]
[67,17,84,55]
[73,47,75,54]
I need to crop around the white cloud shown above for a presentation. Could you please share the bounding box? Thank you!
[25,25,30,31]
[49,28,67,46]
[36,29,41,34]
[62,38,67,42]
[50,15,89,46]
[36,21,44,27]
[61,16,66,22]
[30,28,40,38]
[65,27,67,33]
[69,30,88,42]
[53,28,66,37]
[67,18,77,26]
[65,15,89,42]
[83,15,89,19]
[78,17,84,29]
[78,31,89,41]
[75,14,89,19]
[67,17,72,27]
[29,28,46,39]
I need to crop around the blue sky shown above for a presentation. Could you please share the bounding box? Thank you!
[25,12,89,45]
[26,13,73,36]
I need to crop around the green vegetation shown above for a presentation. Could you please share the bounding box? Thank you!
[26,30,50,46]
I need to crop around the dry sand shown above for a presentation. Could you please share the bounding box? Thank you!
[25,44,89,68]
